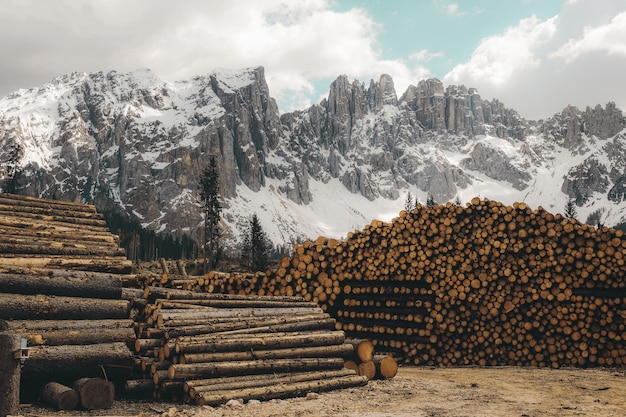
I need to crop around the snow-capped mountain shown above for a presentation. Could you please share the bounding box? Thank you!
[1,67,625,248]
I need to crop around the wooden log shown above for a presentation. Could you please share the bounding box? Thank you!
[163,313,331,338]
[0,193,96,212]
[169,357,345,380]
[0,256,133,274]
[0,270,122,299]
[21,342,134,381]
[144,286,305,302]
[124,379,155,396]
[73,378,115,410]
[0,333,20,417]
[0,294,130,320]
[195,374,367,406]
[175,331,346,354]
[346,338,375,362]
[188,369,358,398]
[1,318,133,332]
[17,326,136,346]
[373,354,398,379]
[40,382,79,410]
[357,360,376,380]
[180,343,355,364]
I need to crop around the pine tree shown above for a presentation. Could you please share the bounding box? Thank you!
[242,214,269,272]
[564,199,577,219]
[426,195,435,208]
[199,155,222,272]
[404,191,414,212]
[3,141,24,194]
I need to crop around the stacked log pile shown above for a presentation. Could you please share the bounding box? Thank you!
[200,198,625,368]
[0,193,136,402]
[127,286,367,403]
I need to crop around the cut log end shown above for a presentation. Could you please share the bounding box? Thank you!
[72,378,115,410]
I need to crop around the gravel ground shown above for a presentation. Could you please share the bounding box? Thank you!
[16,366,626,417]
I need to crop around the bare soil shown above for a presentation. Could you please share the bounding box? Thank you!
[16,366,626,417]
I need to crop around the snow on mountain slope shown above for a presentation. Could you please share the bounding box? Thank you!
[1,67,625,251]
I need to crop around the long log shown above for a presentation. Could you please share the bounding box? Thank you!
[21,342,135,381]
[0,270,122,299]
[0,333,21,417]
[1,318,134,332]
[0,193,96,213]
[169,357,345,380]
[195,374,367,406]
[144,286,306,302]
[180,343,355,364]
[0,294,130,320]
[0,240,124,257]
[40,382,79,411]
[164,313,332,338]
[188,369,358,398]
[0,256,133,274]
[16,326,136,346]
[175,331,346,354]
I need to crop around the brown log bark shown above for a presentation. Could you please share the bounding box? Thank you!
[175,330,346,354]
[188,369,358,398]
[1,318,133,332]
[0,270,122,299]
[16,326,136,346]
[22,342,134,381]
[180,343,354,364]
[169,357,345,380]
[124,379,155,396]
[0,293,130,320]
[40,382,79,410]
[195,374,367,406]
[163,313,330,338]
[0,256,133,274]
[0,333,20,417]
[73,378,115,410]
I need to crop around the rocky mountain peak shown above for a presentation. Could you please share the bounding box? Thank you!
[1,68,625,248]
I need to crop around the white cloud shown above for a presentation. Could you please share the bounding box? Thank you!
[444,15,558,86]
[552,11,626,61]
[443,0,626,120]
[0,0,428,113]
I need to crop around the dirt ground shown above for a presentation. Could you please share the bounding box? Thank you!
[16,366,626,417]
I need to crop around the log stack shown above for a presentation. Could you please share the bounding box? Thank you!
[0,193,136,402]
[200,198,625,368]
[127,287,367,403]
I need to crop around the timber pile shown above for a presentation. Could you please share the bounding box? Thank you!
[127,286,367,404]
[200,198,625,368]
[0,193,137,403]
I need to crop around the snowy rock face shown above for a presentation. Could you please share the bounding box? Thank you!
[1,67,625,246]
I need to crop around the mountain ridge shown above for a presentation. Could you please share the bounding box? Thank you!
[1,66,625,249]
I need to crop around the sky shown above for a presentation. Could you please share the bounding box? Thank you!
[0,0,625,120]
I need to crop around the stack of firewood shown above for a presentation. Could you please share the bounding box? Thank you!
[0,193,137,403]
[127,286,367,404]
[200,198,625,368]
